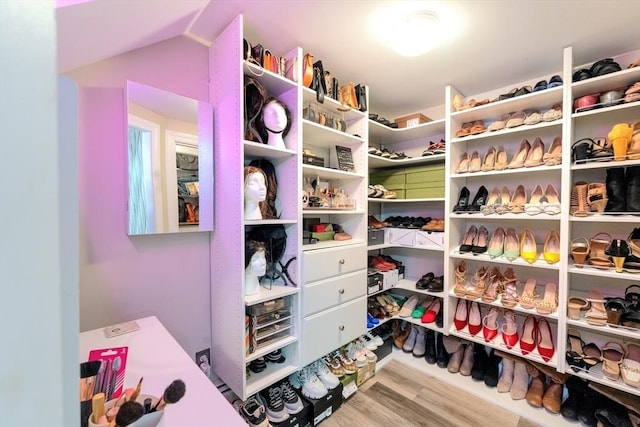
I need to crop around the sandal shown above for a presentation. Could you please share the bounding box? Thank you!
[587,183,608,213]
[482,267,504,303]
[456,122,473,138]
[621,342,640,387]
[500,268,519,308]
[588,232,613,269]
[535,282,558,315]
[589,137,614,161]
[570,237,590,267]
[585,290,608,326]
[567,296,590,320]
[469,120,486,135]
[571,138,593,164]
[566,328,587,372]
[601,342,625,381]
[519,279,538,309]
[604,297,631,325]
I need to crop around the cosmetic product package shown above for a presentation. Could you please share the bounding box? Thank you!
[88,346,129,401]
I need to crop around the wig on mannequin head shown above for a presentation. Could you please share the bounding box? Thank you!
[248,159,279,219]
[245,240,266,269]
[255,97,292,144]
[244,165,268,219]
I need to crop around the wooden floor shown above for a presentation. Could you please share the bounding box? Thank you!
[322,359,542,427]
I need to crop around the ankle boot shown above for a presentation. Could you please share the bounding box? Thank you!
[605,167,627,212]
[471,343,489,381]
[497,357,515,392]
[435,333,449,368]
[510,360,530,400]
[542,382,563,414]
[459,343,475,376]
[626,165,640,212]
[402,325,418,352]
[484,349,501,387]
[424,329,436,364]
[526,374,546,408]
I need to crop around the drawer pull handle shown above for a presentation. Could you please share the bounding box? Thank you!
[339,259,345,265]
[339,325,345,331]
[339,288,345,294]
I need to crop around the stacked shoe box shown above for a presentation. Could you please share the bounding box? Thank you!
[302,383,343,425]
[271,398,312,427]
[356,361,376,386]
[367,270,383,294]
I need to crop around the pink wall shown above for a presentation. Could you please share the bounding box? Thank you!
[68,36,213,359]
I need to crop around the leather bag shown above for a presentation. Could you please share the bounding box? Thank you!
[251,44,264,67]
[339,82,359,110]
[355,84,367,112]
[303,53,314,87]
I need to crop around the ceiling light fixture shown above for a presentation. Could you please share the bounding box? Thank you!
[391,11,440,57]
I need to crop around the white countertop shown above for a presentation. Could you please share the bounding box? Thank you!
[79,316,246,427]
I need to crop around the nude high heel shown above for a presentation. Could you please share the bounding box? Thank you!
[508,185,527,213]
[495,146,509,170]
[481,146,497,171]
[508,139,531,169]
[524,137,545,167]
[543,136,562,166]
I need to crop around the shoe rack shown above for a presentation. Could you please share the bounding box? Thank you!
[209,15,302,400]
[367,119,447,335]
[562,46,640,397]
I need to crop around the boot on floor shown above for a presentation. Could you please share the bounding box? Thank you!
[424,329,436,364]
[497,357,514,393]
[510,360,530,400]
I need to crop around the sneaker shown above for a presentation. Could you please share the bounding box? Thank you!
[356,340,378,363]
[280,381,304,414]
[257,386,289,423]
[240,396,270,427]
[366,331,384,347]
[360,334,378,351]
[313,360,340,390]
[346,342,367,367]
[323,355,345,377]
[265,349,286,363]
[300,366,329,399]
[334,350,357,374]
[288,370,304,390]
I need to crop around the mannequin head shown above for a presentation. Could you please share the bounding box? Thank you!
[244,166,268,219]
[245,240,267,276]
[256,97,292,144]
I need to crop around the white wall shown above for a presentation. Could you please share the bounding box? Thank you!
[0,1,77,425]
[66,36,213,359]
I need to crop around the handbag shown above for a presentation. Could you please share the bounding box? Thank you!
[355,84,367,112]
[251,44,264,67]
[302,53,314,88]
[311,60,326,103]
[339,82,359,110]
[324,71,333,100]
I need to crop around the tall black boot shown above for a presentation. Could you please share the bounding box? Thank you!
[605,167,627,212]
[626,165,640,212]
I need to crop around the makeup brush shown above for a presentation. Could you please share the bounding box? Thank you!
[129,377,143,402]
[150,379,186,412]
[111,400,144,427]
[91,392,105,424]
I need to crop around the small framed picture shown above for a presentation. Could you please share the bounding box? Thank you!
[186,181,199,196]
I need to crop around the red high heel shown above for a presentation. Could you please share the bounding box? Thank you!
[501,310,519,349]
[468,301,482,336]
[482,307,499,342]
[520,315,539,356]
[537,318,555,362]
[454,299,468,330]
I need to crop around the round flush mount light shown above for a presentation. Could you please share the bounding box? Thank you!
[391,11,441,57]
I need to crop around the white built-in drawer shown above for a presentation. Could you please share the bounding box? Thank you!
[302,244,366,283]
[303,269,366,316]
[301,296,366,366]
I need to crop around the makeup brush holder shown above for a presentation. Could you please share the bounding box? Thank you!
[88,394,165,427]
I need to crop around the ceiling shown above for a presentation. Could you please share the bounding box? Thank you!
[57,0,640,119]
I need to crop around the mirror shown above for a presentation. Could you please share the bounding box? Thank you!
[126,81,213,235]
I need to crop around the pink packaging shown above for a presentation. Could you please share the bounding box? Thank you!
[87,346,128,401]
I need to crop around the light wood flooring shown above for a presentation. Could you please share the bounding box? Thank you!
[322,359,542,427]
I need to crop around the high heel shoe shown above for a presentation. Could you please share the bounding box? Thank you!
[467,265,488,299]
[503,227,520,261]
[453,261,467,297]
[570,181,589,217]
[494,145,509,170]
[508,185,527,213]
[453,186,471,213]
[570,237,589,267]
[468,301,482,336]
[482,307,499,342]
[508,139,531,169]
[481,186,501,215]
[487,226,505,259]
[519,279,538,309]
[543,184,561,215]
[468,186,489,214]
[455,152,469,173]
[524,137,545,167]
[481,146,497,171]
[537,318,555,362]
[460,225,477,253]
[605,238,630,273]
[471,225,489,255]
[543,230,560,264]
[535,282,558,315]
[468,150,481,173]
[482,267,504,303]
[519,315,539,356]
[452,94,464,112]
[502,309,519,349]
[494,186,511,215]
[587,182,608,213]
[520,229,538,264]
[501,268,519,308]
[543,136,562,166]
[524,184,545,215]
[454,299,469,330]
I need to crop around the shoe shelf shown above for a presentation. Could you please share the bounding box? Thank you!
[302,87,366,122]
[453,212,562,221]
[571,65,640,99]
[571,365,640,397]
[571,98,640,119]
[246,358,300,398]
[368,197,446,203]
[566,318,640,341]
[391,350,565,427]
[450,119,563,144]
[368,153,445,169]
[244,218,298,226]
[449,251,562,271]
[367,313,443,335]
[450,164,562,179]
[368,243,444,253]
[571,158,640,171]
[569,213,640,223]
[368,118,446,144]
[568,263,640,279]
[449,293,559,321]
[245,285,300,306]
[243,140,297,159]
[302,208,365,215]
[302,164,365,180]
[393,279,444,297]
[302,238,366,251]
[449,323,559,368]
[246,335,298,363]
[243,60,298,93]
[302,120,365,147]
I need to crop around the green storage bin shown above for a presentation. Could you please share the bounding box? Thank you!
[311,231,335,241]
[404,164,445,184]
[405,182,445,198]
[385,186,405,199]
[369,170,406,187]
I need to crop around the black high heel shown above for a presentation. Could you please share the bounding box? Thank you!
[453,186,471,213]
[471,225,489,255]
[460,225,477,253]
[468,185,489,213]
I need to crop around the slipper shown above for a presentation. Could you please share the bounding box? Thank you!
[488,113,511,131]
[567,296,590,320]
[585,290,608,326]
[456,122,473,138]
[548,75,563,88]
[469,120,486,135]
[398,295,420,317]
[621,342,640,387]
[542,103,563,122]
[421,298,441,324]
[524,110,543,125]
[412,297,434,318]
[628,57,640,69]
[601,341,625,381]
[505,111,526,128]
[533,80,547,92]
